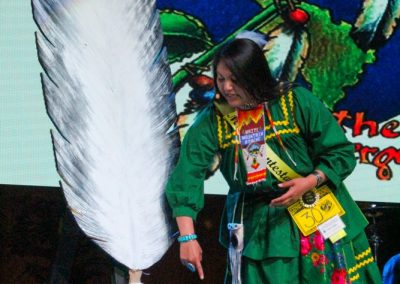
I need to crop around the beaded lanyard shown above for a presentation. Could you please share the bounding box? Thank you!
[233,102,297,181]
[234,104,268,185]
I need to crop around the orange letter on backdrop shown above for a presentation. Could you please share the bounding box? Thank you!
[353,112,378,137]
[354,143,379,164]
[333,110,352,129]
[373,147,400,180]
[380,120,400,138]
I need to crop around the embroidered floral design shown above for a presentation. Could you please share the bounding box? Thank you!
[300,234,312,256]
[300,232,331,276]
[319,254,328,265]
[331,268,347,284]
[313,230,325,250]
[311,252,320,265]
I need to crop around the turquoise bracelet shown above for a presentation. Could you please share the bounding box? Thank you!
[177,233,197,243]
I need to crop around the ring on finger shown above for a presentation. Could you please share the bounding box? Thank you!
[185,262,196,272]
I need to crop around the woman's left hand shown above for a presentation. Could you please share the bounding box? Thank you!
[270,175,317,207]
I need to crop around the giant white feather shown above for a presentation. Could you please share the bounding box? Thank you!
[32,0,176,269]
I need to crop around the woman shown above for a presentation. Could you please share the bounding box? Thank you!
[166,38,381,283]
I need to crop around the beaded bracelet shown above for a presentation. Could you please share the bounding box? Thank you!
[177,233,197,243]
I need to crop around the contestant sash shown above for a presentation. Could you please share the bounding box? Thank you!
[264,143,345,237]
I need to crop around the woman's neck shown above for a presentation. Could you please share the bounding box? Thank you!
[237,100,260,110]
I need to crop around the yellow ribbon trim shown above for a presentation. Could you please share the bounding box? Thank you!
[355,247,372,261]
[349,273,360,282]
[214,91,300,149]
[216,114,236,148]
[348,247,375,279]
[348,256,375,274]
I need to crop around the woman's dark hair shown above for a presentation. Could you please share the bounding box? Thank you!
[213,38,289,103]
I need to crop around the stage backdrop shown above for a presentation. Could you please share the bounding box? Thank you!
[0,0,399,203]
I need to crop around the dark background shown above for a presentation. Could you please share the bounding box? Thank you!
[1,185,399,283]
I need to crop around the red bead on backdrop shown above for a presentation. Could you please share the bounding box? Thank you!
[189,74,214,90]
[288,8,310,25]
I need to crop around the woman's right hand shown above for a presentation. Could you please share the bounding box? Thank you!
[180,240,204,280]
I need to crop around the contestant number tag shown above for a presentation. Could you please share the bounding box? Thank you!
[287,186,345,236]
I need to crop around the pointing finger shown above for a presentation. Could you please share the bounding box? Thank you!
[196,261,204,280]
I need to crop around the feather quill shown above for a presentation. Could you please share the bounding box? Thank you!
[351,0,400,50]
[32,0,176,269]
[263,24,309,82]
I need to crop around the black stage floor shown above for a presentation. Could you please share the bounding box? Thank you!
[1,185,399,283]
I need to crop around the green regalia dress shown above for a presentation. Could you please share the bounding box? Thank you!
[166,87,381,283]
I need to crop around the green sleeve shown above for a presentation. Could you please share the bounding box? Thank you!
[165,106,219,220]
[293,87,356,188]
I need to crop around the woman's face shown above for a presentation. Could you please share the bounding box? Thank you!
[216,61,253,109]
